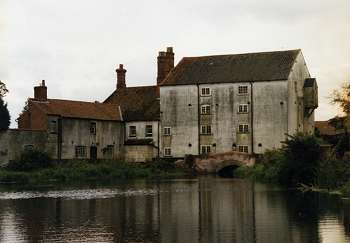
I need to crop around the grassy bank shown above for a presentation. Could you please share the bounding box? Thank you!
[0,160,187,185]
[235,134,350,197]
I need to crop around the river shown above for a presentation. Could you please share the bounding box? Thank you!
[0,176,349,242]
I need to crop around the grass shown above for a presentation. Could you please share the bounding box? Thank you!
[0,160,187,185]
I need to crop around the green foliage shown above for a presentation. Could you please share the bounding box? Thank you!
[6,150,53,171]
[331,81,350,115]
[0,81,8,98]
[318,159,350,190]
[0,98,10,130]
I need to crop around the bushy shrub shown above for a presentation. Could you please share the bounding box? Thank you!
[318,159,350,190]
[7,150,53,171]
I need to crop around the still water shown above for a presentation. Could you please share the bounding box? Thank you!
[0,176,349,243]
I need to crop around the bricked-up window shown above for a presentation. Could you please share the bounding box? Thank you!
[201,87,211,96]
[90,122,96,135]
[238,124,249,133]
[50,120,57,134]
[129,126,136,137]
[238,104,249,113]
[145,125,153,137]
[75,146,87,158]
[200,125,212,135]
[238,145,249,153]
[238,85,248,94]
[201,145,211,154]
[201,105,211,114]
[164,127,171,136]
[164,147,172,157]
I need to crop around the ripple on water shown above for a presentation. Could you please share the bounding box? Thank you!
[0,188,157,200]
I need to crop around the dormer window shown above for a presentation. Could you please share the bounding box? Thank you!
[201,87,211,96]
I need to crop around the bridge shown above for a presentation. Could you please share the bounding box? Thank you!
[176,151,256,177]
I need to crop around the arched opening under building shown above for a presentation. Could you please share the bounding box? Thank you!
[217,164,240,178]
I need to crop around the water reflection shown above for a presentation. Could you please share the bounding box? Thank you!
[0,177,349,242]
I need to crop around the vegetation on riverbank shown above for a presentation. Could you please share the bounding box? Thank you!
[235,133,350,197]
[0,151,186,185]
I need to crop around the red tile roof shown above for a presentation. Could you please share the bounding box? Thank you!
[315,121,341,136]
[29,99,122,121]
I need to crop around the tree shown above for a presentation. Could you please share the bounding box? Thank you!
[331,81,350,115]
[0,81,10,130]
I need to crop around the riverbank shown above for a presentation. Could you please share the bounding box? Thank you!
[0,160,187,185]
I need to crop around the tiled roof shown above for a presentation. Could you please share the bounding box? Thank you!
[315,121,341,136]
[160,49,301,86]
[30,99,122,121]
[104,85,160,121]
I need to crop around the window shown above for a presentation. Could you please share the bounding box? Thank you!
[238,145,249,153]
[238,85,248,94]
[201,105,211,114]
[145,125,153,137]
[50,120,57,134]
[201,87,211,96]
[24,144,34,151]
[201,145,211,154]
[164,127,171,136]
[90,122,96,135]
[103,145,114,158]
[238,104,249,113]
[238,124,249,133]
[164,147,172,157]
[200,125,212,135]
[75,146,87,158]
[129,126,136,137]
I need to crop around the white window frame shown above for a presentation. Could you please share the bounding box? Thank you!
[238,104,249,113]
[145,125,153,137]
[201,105,211,114]
[238,124,249,133]
[238,145,249,153]
[200,145,211,154]
[75,146,87,158]
[50,120,57,134]
[164,147,172,157]
[164,127,171,136]
[238,85,248,95]
[129,126,137,137]
[201,87,211,96]
[200,125,212,135]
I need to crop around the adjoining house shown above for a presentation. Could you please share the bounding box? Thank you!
[159,49,318,158]
[0,47,318,164]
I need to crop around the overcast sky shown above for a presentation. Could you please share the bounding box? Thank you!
[1,0,349,127]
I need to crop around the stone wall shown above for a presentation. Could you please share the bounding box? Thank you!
[0,129,56,166]
[124,145,157,163]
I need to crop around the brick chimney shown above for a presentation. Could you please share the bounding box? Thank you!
[34,80,47,101]
[157,47,174,85]
[116,64,126,89]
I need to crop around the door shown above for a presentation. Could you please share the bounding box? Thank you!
[90,146,97,160]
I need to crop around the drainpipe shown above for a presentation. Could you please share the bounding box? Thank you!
[57,117,62,161]
[197,84,201,155]
[157,121,160,158]
[250,82,254,154]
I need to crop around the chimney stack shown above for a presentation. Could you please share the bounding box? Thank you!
[34,80,47,101]
[157,47,174,85]
[116,64,127,89]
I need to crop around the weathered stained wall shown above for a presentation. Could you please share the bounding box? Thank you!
[124,145,157,163]
[0,129,56,166]
[55,117,124,160]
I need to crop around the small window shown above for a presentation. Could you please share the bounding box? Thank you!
[103,145,114,158]
[90,122,96,135]
[238,145,249,153]
[145,125,153,137]
[75,146,87,158]
[201,105,211,114]
[164,147,172,157]
[201,87,211,96]
[200,125,212,135]
[50,120,57,134]
[238,104,249,113]
[164,127,171,136]
[129,126,136,137]
[201,145,211,154]
[238,85,248,94]
[24,144,34,151]
[238,124,249,133]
